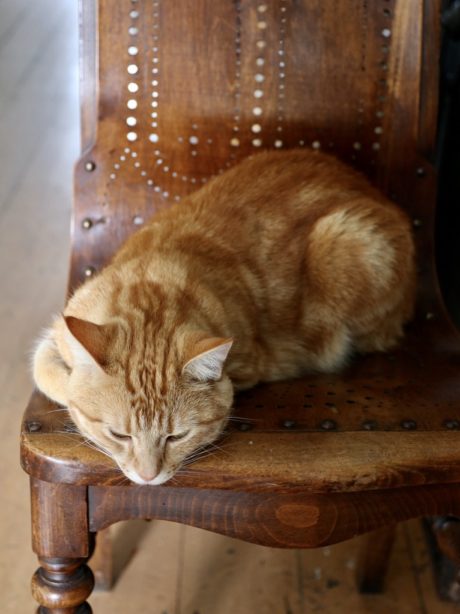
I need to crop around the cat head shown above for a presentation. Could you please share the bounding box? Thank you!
[63,316,234,485]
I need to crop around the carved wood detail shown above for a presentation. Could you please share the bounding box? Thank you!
[88,484,460,549]
[32,557,94,614]
[30,479,95,612]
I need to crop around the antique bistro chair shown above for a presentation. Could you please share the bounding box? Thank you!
[21,1,460,612]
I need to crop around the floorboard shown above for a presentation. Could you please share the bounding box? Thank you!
[0,0,30,47]
[0,0,77,213]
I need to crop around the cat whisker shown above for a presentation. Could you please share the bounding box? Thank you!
[48,432,113,458]
[182,451,217,465]
[227,416,260,423]
[185,449,215,461]
[61,434,114,460]
[181,457,204,467]
[204,441,231,455]
[186,443,230,458]
[195,438,235,454]
[82,442,114,460]
[56,423,79,434]
[50,430,81,440]
[212,437,242,451]
[48,425,119,465]
[183,447,213,460]
[52,416,78,430]
[181,439,241,467]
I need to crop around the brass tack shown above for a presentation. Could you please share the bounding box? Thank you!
[401,419,417,430]
[425,312,435,320]
[444,419,459,430]
[83,266,96,278]
[82,218,93,229]
[320,419,337,431]
[362,420,378,431]
[237,422,253,432]
[28,421,42,432]
[282,419,296,429]
[85,161,96,172]
[413,219,422,228]
[416,167,426,177]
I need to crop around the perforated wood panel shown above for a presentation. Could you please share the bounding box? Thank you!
[72,0,440,297]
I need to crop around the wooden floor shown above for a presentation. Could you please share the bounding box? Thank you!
[0,1,459,612]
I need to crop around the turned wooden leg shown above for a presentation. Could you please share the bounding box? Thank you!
[432,516,460,601]
[90,528,113,590]
[30,478,95,613]
[356,524,397,593]
[32,557,93,613]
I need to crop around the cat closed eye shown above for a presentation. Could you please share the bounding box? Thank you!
[166,430,190,443]
[109,429,132,441]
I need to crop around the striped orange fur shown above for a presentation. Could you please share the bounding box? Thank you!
[32,149,415,484]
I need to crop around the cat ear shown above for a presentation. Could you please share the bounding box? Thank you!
[183,337,233,382]
[64,316,115,370]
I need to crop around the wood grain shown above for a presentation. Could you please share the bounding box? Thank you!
[30,478,94,612]
[69,0,442,297]
[21,419,460,493]
[30,478,90,560]
[88,483,460,549]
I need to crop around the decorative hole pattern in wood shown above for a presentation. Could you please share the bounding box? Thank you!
[72,0,439,328]
[76,0,436,283]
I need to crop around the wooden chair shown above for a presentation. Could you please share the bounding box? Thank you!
[21,1,460,611]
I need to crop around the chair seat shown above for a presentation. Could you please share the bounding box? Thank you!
[21,314,460,494]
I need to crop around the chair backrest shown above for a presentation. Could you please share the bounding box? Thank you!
[72,0,441,317]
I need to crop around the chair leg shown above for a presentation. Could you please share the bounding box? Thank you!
[29,478,95,613]
[356,524,397,593]
[432,516,460,601]
[90,527,113,590]
[32,557,94,613]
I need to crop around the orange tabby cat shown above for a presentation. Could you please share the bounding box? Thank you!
[33,149,415,485]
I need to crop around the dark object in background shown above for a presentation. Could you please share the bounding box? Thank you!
[436,0,460,327]
[427,0,460,603]
[425,517,460,601]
